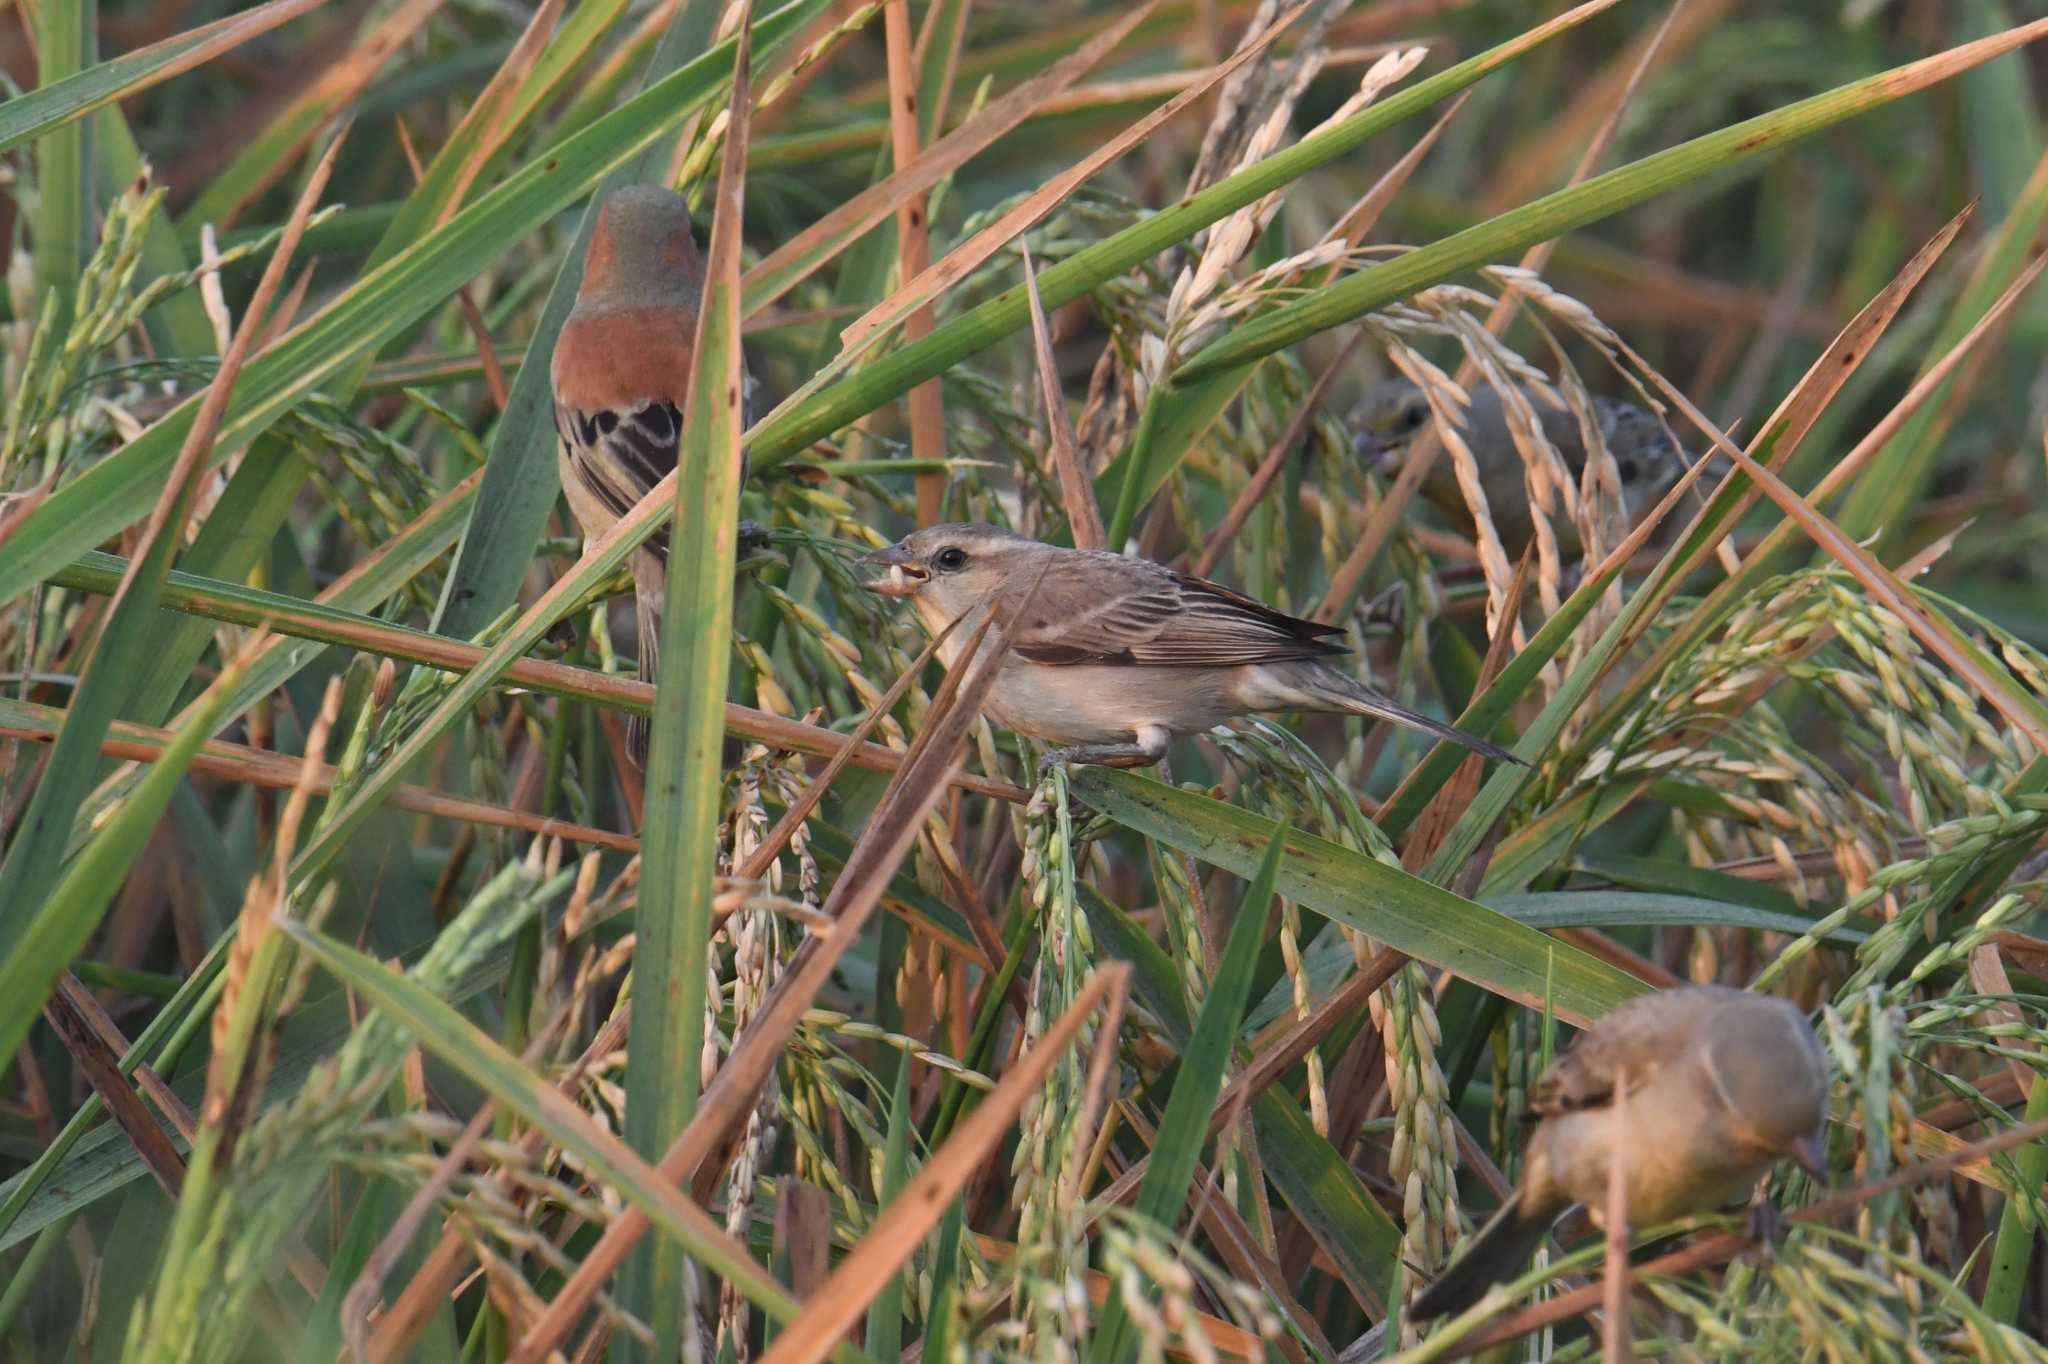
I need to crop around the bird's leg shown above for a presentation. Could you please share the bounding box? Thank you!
[1742,1179,1788,1262]
[1037,726,1172,778]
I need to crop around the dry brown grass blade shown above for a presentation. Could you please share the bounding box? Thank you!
[438,0,568,227]
[84,574,1027,803]
[1190,328,1366,577]
[742,0,1154,320]
[1482,0,1727,214]
[1095,945,1407,1218]
[836,0,1302,357]
[362,1008,633,1363]
[1968,945,2037,1101]
[393,118,510,408]
[1401,546,1530,867]
[504,607,1015,1364]
[1315,0,1683,624]
[1803,251,2048,511]
[115,128,345,624]
[758,964,1134,1364]
[1444,1116,2048,1359]
[0,709,639,853]
[52,972,196,1145]
[734,616,961,883]
[1625,347,2048,757]
[22,0,329,130]
[1315,87,1470,260]
[1021,241,1106,548]
[208,0,443,229]
[42,975,187,1197]
[882,0,948,524]
[344,1098,496,1360]
[1600,1083,1633,1363]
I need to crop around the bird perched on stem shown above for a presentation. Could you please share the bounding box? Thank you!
[551,184,754,766]
[860,523,1517,772]
[1411,984,1830,1321]
[1348,378,1720,557]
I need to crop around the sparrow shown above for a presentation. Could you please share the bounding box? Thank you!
[551,184,757,766]
[1348,378,1720,557]
[858,524,1517,771]
[1411,984,1830,1321]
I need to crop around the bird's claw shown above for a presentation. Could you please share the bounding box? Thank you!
[1742,1188,1788,1263]
[737,519,770,550]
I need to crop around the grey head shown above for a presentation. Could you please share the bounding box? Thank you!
[858,523,1051,623]
[1347,378,1434,473]
[1697,990,1830,1178]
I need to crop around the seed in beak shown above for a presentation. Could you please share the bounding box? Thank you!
[861,561,928,596]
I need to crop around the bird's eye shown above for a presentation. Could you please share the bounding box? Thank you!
[1616,456,1640,483]
[933,547,969,572]
[1401,404,1427,431]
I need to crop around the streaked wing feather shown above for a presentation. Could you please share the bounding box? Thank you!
[1008,556,1345,668]
[555,398,682,564]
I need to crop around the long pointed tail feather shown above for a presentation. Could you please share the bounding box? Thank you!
[626,569,662,770]
[1290,663,1523,765]
[1411,1190,1554,1320]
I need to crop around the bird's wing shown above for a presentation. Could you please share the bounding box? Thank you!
[555,398,683,564]
[1528,992,1686,1118]
[1006,556,1346,668]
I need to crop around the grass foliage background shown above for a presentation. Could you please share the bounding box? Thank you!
[3,0,2048,1361]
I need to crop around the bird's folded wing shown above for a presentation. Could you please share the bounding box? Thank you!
[555,398,682,564]
[1006,557,1346,668]
[1529,994,1675,1118]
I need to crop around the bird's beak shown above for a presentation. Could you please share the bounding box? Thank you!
[859,544,929,597]
[1791,1133,1828,1181]
[1352,430,1398,475]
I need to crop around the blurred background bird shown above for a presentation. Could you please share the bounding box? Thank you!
[860,523,1518,772]
[1347,377,1722,558]
[1412,984,1830,1321]
[551,184,755,767]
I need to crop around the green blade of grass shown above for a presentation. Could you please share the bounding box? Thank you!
[1172,20,2048,385]
[428,0,721,642]
[33,0,96,337]
[862,1059,914,1364]
[277,921,871,1362]
[743,0,1621,474]
[1089,829,1283,1364]
[0,0,326,154]
[0,655,238,1071]
[620,19,755,1360]
[1082,884,1401,1311]
[1983,1076,2048,1323]
[0,0,827,614]
[1069,769,1644,1026]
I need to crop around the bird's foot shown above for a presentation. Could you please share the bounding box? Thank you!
[737,518,770,550]
[1035,739,1168,778]
[543,617,582,651]
[1037,726,1173,782]
[1742,1185,1788,1264]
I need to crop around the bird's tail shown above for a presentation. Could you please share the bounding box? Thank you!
[1411,1190,1555,1320]
[626,566,662,769]
[1278,663,1522,765]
